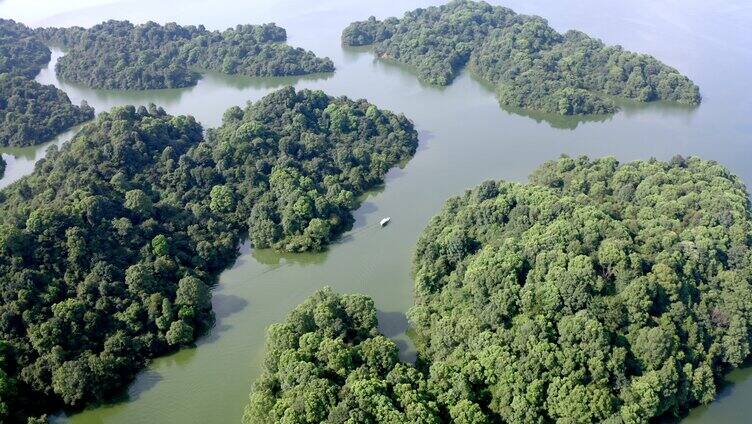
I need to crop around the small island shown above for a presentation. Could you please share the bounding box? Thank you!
[243,287,437,423]
[245,156,752,423]
[0,74,94,147]
[0,87,417,422]
[342,0,700,115]
[0,19,50,78]
[36,21,335,90]
[0,20,94,147]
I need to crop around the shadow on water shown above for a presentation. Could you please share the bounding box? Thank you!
[617,97,700,120]
[343,45,456,93]
[351,201,378,229]
[497,102,613,130]
[377,310,409,338]
[39,48,335,112]
[341,44,376,63]
[53,363,171,420]
[36,48,195,108]
[344,45,699,130]
[250,247,328,268]
[416,129,435,153]
[377,310,417,363]
[201,293,250,344]
[655,359,752,423]
[200,69,334,91]
[59,78,192,105]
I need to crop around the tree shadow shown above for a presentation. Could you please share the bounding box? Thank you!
[342,45,454,93]
[199,69,334,91]
[377,310,417,364]
[53,367,166,419]
[416,129,435,153]
[497,102,613,130]
[200,293,250,344]
[350,201,378,230]
[655,359,752,423]
[343,45,699,130]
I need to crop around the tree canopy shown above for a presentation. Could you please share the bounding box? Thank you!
[0,74,94,147]
[247,156,752,423]
[0,87,417,422]
[243,287,440,424]
[36,20,335,90]
[0,19,50,79]
[342,0,700,115]
[0,19,94,147]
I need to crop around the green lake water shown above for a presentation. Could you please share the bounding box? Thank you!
[0,0,750,422]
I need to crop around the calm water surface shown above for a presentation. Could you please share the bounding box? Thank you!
[0,0,750,422]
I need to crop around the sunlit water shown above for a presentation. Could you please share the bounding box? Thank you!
[0,0,750,422]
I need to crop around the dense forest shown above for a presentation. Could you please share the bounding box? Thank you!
[246,156,752,423]
[0,155,5,179]
[243,288,440,423]
[36,20,335,90]
[0,20,94,147]
[342,0,700,115]
[0,74,94,147]
[0,87,417,422]
[0,19,50,79]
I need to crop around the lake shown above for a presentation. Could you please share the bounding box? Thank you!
[0,0,750,422]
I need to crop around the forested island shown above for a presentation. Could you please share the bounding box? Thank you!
[0,20,94,147]
[342,0,701,115]
[0,19,50,79]
[0,74,94,147]
[0,87,417,422]
[246,156,752,423]
[36,20,335,90]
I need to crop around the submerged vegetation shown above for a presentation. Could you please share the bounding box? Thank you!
[0,20,94,147]
[342,0,700,115]
[247,156,752,423]
[0,87,417,422]
[37,20,335,90]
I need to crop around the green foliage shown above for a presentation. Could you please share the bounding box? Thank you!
[342,0,700,115]
[0,19,50,78]
[0,20,93,147]
[0,74,94,147]
[409,155,751,422]
[243,288,440,424]
[215,87,418,252]
[0,342,18,422]
[249,156,752,423]
[0,87,416,421]
[36,21,335,90]
[209,185,234,213]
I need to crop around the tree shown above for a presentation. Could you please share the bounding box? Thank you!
[209,185,234,213]
[124,189,153,218]
[342,0,700,116]
[0,88,418,421]
[166,320,193,346]
[0,20,94,147]
[36,20,335,90]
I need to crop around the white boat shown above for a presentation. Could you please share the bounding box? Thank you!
[380,217,391,227]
